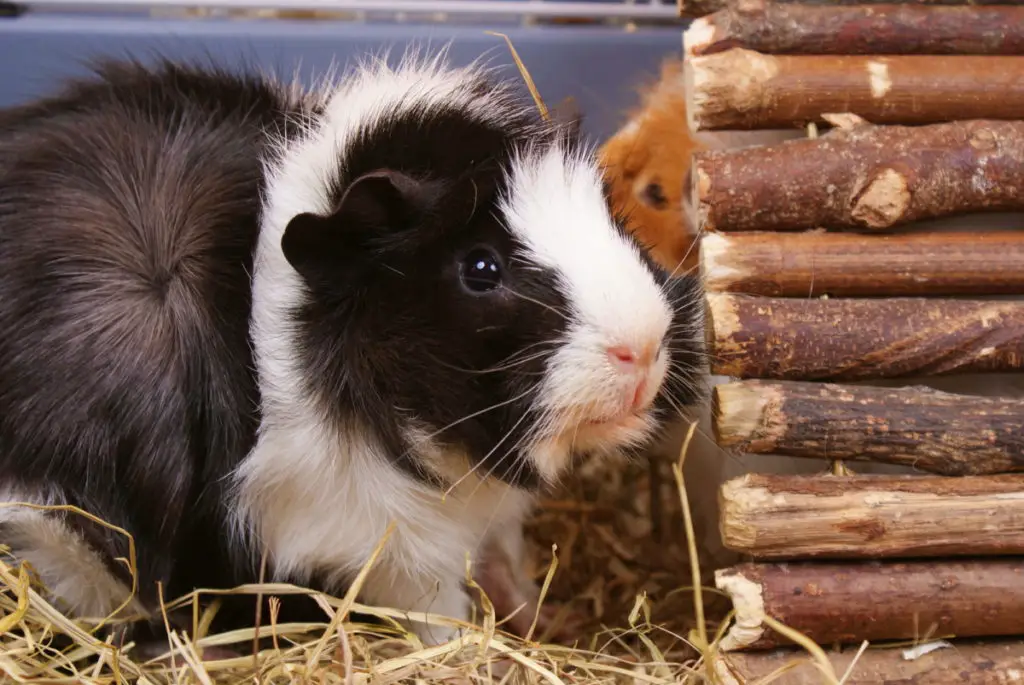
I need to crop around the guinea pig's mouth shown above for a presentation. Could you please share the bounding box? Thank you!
[583,410,643,428]
[563,410,655,455]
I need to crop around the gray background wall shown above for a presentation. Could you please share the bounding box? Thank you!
[0,12,688,143]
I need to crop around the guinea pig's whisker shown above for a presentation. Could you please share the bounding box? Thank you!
[567,411,584,454]
[669,323,706,342]
[434,349,553,377]
[487,409,544,483]
[665,368,704,397]
[391,385,540,470]
[529,408,568,467]
[469,434,530,505]
[473,357,549,375]
[659,387,690,418]
[460,408,541,505]
[663,392,704,428]
[674,347,723,365]
[498,285,568,322]
[466,178,480,223]
[666,224,706,281]
[474,338,556,367]
[474,474,518,544]
[487,404,556,491]
[445,404,534,498]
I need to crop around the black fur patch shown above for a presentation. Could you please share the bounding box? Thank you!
[285,94,576,492]
[0,58,304,618]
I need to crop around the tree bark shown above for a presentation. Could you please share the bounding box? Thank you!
[691,118,1024,233]
[712,379,1024,476]
[684,49,1024,131]
[685,3,1024,57]
[706,292,1024,381]
[711,639,1024,685]
[678,0,1022,20]
[700,230,1024,297]
[719,472,1024,559]
[714,559,1024,651]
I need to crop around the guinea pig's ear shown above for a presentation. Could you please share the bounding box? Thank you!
[281,169,423,284]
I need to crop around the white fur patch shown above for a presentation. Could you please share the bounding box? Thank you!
[0,486,145,620]
[498,144,676,481]
[237,47,539,644]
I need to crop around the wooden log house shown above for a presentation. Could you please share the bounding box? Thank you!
[676,0,1024,681]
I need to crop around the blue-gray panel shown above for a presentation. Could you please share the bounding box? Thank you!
[0,15,686,141]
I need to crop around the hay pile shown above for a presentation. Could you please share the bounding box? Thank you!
[0,424,756,685]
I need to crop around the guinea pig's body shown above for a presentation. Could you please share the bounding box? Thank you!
[0,52,704,645]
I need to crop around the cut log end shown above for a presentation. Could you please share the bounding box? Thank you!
[686,49,780,132]
[714,567,766,651]
[718,474,762,551]
[682,15,716,59]
[698,232,744,291]
[689,164,707,231]
[682,56,702,134]
[704,292,740,361]
[711,381,781,450]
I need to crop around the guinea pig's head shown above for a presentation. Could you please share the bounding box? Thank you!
[598,58,703,274]
[264,51,705,492]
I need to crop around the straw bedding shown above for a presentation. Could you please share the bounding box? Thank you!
[0,421,753,685]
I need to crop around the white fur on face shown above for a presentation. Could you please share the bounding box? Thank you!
[498,145,675,483]
[238,47,542,644]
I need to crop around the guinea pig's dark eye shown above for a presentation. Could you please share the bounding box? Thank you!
[642,182,668,209]
[460,248,503,293]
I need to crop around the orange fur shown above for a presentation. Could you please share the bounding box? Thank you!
[599,59,701,274]
[599,58,802,274]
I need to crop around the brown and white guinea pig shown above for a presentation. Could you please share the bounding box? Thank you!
[598,58,700,274]
[0,49,705,646]
[598,57,802,274]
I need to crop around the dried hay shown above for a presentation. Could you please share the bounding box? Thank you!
[0,423,850,685]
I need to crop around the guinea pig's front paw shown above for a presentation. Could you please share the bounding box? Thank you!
[410,619,462,646]
[473,549,588,645]
[405,582,473,647]
[529,603,589,645]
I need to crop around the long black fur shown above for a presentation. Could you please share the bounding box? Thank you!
[0,58,308,634]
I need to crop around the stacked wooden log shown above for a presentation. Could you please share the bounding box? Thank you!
[678,0,1024,682]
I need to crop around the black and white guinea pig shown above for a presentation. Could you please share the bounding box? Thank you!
[0,49,705,646]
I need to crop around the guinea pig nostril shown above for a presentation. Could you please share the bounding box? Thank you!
[607,345,637,366]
